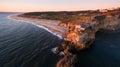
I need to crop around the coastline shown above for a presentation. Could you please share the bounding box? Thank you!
[8,14,68,39]
[7,12,120,67]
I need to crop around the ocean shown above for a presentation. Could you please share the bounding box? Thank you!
[0,13,120,67]
[0,13,62,67]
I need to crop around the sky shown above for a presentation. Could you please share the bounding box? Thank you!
[0,0,120,12]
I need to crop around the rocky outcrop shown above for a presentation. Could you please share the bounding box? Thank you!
[56,53,77,67]
[56,13,120,67]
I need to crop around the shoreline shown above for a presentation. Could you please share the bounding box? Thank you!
[8,14,68,39]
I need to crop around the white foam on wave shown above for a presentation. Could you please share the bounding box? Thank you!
[59,52,65,56]
[35,24,63,39]
[51,47,65,56]
[51,47,57,54]
[7,15,63,39]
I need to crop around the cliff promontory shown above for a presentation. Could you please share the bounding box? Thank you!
[55,8,120,67]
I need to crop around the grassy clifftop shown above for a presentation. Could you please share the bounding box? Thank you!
[19,10,99,23]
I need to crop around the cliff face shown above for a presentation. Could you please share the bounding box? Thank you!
[58,14,120,54]
[56,14,120,67]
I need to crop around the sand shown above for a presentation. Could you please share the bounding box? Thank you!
[9,15,68,38]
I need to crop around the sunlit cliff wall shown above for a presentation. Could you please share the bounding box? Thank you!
[58,14,120,54]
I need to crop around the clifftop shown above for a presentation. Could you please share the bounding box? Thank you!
[19,8,120,24]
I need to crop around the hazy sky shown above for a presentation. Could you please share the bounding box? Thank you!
[0,0,120,12]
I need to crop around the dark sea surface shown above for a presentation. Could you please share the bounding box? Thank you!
[0,13,120,67]
[0,13,62,67]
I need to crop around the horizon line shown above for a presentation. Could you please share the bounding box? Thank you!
[1,7,120,13]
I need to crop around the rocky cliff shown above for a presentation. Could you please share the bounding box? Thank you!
[56,13,120,67]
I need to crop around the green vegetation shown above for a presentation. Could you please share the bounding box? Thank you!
[19,11,95,23]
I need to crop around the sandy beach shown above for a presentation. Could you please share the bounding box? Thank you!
[9,15,68,38]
